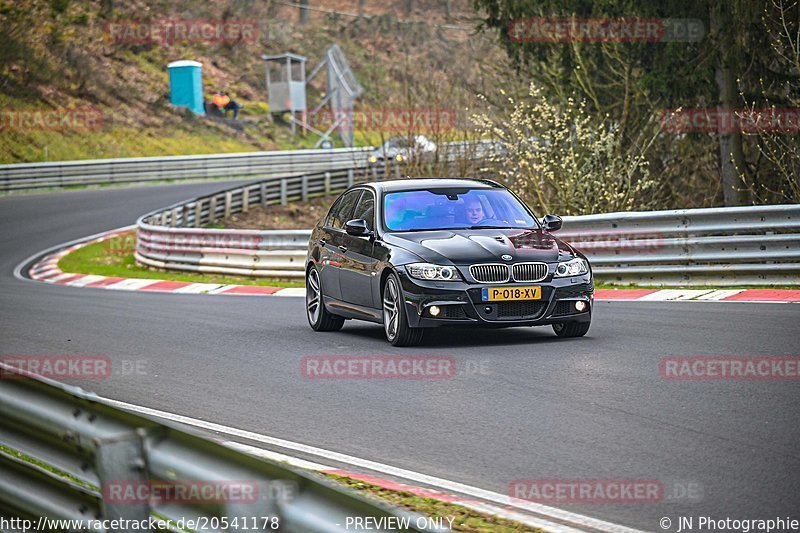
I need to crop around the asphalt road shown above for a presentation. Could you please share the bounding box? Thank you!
[1,183,798,531]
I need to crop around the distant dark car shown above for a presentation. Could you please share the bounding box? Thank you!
[305,178,593,346]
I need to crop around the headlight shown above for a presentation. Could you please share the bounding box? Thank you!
[554,257,589,277]
[395,154,404,161]
[406,263,460,281]
[368,155,378,163]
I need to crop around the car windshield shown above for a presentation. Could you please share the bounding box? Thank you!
[383,188,538,231]
[384,137,415,149]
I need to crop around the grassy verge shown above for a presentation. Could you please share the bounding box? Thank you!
[56,233,304,288]
[0,444,98,490]
[325,473,539,532]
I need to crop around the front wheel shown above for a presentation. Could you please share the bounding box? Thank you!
[552,320,591,338]
[382,273,424,347]
[306,265,344,332]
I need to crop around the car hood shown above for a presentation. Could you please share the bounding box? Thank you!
[384,228,576,265]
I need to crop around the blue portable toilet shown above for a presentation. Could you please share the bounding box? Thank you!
[167,60,205,116]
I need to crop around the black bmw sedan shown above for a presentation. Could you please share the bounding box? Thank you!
[305,178,593,346]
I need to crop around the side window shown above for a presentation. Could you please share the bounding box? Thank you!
[328,190,361,229]
[351,191,375,230]
[324,197,343,228]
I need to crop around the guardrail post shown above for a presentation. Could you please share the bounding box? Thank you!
[260,182,268,207]
[171,208,179,227]
[325,172,331,194]
[95,430,152,528]
[348,169,355,187]
[301,175,309,201]
[280,179,288,206]
[209,196,217,224]
[242,188,250,213]
[394,162,402,180]
[371,166,378,182]
[224,192,232,219]
[194,200,204,227]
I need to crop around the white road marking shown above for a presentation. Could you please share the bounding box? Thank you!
[638,289,715,301]
[98,396,646,533]
[172,283,224,293]
[104,278,161,290]
[274,287,306,297]
[696,289,745,300]
[45,273,78,283]
[66,275,106,287]
[224,440,585,532]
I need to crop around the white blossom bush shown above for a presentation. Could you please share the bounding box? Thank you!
[471,83,658,216]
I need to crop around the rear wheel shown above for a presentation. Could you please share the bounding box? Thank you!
[552,320,591,338]
[306,265,344,332]
[382,273,424,347]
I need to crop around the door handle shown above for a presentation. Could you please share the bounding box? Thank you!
[338,245,348,253]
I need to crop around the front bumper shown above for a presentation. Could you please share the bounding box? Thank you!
[396,267,594,328]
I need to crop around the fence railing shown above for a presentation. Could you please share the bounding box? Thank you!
[558,204,800,285]
[135,165,399,278]
[0,148,372,192]
[136,177,800,286]
[0,362,438,532]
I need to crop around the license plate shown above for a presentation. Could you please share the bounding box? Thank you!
[481,286,541,302]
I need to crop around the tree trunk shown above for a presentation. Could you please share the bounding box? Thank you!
[711,2,749,206]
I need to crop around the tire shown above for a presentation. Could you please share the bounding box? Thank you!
[552,320,591,338]
[306,265,344,332]
[382,273,424,347]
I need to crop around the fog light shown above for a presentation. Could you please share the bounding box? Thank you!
[575,301,587,312]
[429,305,441,317]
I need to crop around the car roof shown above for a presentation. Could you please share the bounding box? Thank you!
[354,178,504,193]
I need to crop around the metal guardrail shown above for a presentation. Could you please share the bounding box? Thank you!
[0,362,439,532]
[559,204,800,285]
[136,180,800,285]
[0,148,372,192]
[135,166,398,277]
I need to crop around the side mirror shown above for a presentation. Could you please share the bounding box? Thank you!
[345,219,372,237]
[542,214,562,232]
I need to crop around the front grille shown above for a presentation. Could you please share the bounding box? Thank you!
[470,264,509,283]
[512,262,548,282]
[496,301,547,319]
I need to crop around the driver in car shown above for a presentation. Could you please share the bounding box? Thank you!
[466,199,485,224]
